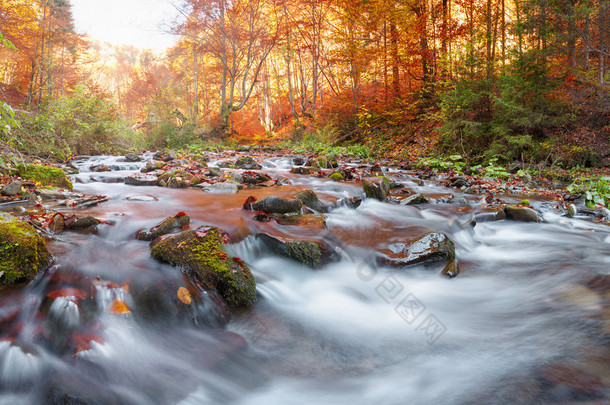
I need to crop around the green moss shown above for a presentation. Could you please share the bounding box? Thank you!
[0,213,52,284]
[329,172,344,181]
[150,227,256,307]
[284,240,322,267]
[17,164,72,190]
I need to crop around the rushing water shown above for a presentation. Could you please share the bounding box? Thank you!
[0,154,608,404]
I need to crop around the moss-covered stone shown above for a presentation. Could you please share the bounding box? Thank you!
[363,177,390,201]
[0,213,52,284]
[329,172,344,181]
[294,189,329,213]
[308,155,338,169]
[251,196,302,214]
[150,226,256,307]
[234,156,261,170]
[17,164,72,190]
[256,233,339,268]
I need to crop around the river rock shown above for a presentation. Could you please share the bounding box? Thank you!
[202,182,241,194]
[251,196,302,214]
[234,156,261,170]
[292,157,305,165]
[399,193,429,205]
[150,226,256,307]
[503,205,540,223]
[124,153,140,162]
[290,167,313,175]
[206,167,222,177]
[335,196,362,209]
[474,208,507,222]
[276,214,327,230]
[232,171,271,185]
[1,180,22,196]
[125,174,158,186]
[447,176,471,188]
[0,212,52,285]
[136,213,190,241]
[48,213,65,233]
[91,164,111,172]
[307,155,338,169]
[378,232,456,268]
[66,216,99,231]
[363,177,390,201]
[141,160,166,173]
[256,233,339,268]
[294,189,329,213]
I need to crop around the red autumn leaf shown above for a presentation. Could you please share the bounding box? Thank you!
[175,211,187,217]
[242,195,257,210]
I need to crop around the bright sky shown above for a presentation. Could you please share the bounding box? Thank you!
[70,0,181,51]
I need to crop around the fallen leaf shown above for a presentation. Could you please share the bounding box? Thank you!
[177,287,192,305]
[108,299,131,314]
[47,288,87,300]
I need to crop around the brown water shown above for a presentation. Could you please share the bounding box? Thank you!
[0,154,608,404]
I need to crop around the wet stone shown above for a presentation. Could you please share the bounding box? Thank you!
[136,213,190,241]
[378,232,456,268]
[1,180,23,196]
[251,196,302,214]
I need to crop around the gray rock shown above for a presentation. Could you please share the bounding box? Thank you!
[125,153,140,162]
[141,160,166,173]
[125,175,158,186]
[234,156,261,170]
[1,180,22,196]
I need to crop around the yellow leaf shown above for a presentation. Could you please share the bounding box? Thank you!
[177,287,192,305]
[108,299,131,314]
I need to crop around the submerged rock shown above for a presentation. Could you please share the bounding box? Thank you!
[363,177,390,201]
[136,213,190,241]
[232,171,271,185]
[201,182,241,194]
[294,189,329,213]
[399,193,429,205]
[0,212,52,284]
[251,196,302,214]
[503,205,540,223]
[257,233,339,268]
[150,226,256,307]
[378,232,456,268]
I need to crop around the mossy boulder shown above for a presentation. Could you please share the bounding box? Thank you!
[0,213,52,284]
[17,164,72,190]
[399,193,429,205]
[290,167,313,175]
[307,155,338,169]
[294,189,329,213]
[136,213,190,241]
[234,156,261,170]
[150,226,256,307]
[329,172,344,181]
[256,233,339,268]
[363,177,390,201]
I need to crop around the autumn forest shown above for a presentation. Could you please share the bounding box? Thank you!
[1,0,610,165]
